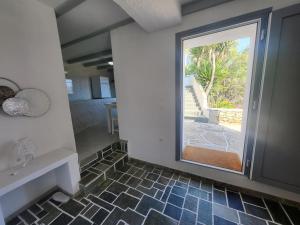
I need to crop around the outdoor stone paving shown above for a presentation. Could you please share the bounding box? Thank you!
[184,120,243,153]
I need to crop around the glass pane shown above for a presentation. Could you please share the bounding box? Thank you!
[182,23,257,172]
[65,79,73,94]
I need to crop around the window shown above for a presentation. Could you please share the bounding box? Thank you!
[176,10,270,174]
[65,79,73,94]
[100,76,111,98]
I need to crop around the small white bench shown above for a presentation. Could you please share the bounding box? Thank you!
[0,148,80,224]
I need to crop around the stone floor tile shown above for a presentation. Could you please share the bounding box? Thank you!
[19,210,36,224]
[198,199,212,225]
[213,203,239,223]
[69,216,92,225]
[140,179,154,188]
[60,199,85,217]
[91,208,109,225]
[113,193,139,210]
[164,203,182,221]
[241,193,265,207]
[238,212,267,225]
[126,177,142,188]
[155,190,164,200]
[161,186,172,202]
[99,191,117,203]
[146,173,159,182]
[127,188,143,198]
[118,174,131,184]
[184,195,198,212]
[168,193,184,207]
[172,186,187,197]
[7,217,21,225]
[102,207,144,225]
[107,182,129,195]
[282,204,300,225]
[136,195,164,215]
[84,205,99,218]
[87,195,114,211]
[265,199,292,225]
[144,210,177,225]
[136,186,157,197]
[213,189,227,206]
[214,215,237,225]
[226,191,244,211]
[180,209,197,225]
[80,173,98,186]
[157,176,170,185]
[244,203,271,220]
[49,213,72,225]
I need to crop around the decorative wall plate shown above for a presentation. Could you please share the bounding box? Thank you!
[2,97,30,116]
[16,88,50,117]
[0,86,15,105]
[0,77,20,92]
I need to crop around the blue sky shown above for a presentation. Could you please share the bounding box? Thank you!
[237,37,250,52]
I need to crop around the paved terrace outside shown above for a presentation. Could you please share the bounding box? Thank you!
[184,120,242,154]
[183,120,243,171]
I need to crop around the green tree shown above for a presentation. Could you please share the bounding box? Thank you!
[185,40,249,108]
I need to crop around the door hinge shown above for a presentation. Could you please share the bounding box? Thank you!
[260,29,266,40]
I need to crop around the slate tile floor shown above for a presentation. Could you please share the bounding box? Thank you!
[8,159,300,225]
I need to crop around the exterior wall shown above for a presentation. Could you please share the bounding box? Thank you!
[111,0,300,202]
[209,108,243,124]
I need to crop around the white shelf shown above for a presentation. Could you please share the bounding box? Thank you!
[0,148,76,196]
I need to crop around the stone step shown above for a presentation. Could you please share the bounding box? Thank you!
[184,88,201,113]
[185,103,199,107]
[185,110,201,114]
[79,141,128,193]
[184,112,202,117]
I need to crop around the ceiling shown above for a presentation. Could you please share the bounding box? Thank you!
[57,0,129,44]
[38,0,230,74]
[113,0,182,32]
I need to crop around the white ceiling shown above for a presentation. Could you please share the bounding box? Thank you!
[113,0,182,32]
[62,32,111,60]
[57,0,129,43]
[38,0,68,8]
[38,0,198,63]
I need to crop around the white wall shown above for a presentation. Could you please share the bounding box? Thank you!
[0,0,77,217]
[111,0,300,202]
[0,0,76,170]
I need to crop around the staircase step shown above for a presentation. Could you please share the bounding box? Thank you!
[184,87,201,114]
[79,141,128,193]
[184,112,202,117]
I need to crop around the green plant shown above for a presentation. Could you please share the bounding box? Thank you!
[185,39,249,109]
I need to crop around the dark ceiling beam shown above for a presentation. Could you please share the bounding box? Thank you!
[107,68,114,73]
[56,0,87,18]
[67,49,112,64]
[97,65,113,70]
[83,57,113,67]
[61,0,233,49]
[182,0,234,16]
[61,18,134,49]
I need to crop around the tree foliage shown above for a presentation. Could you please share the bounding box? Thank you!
[185,40,249,108]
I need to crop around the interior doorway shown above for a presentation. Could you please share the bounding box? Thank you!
[64,63,119,161]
